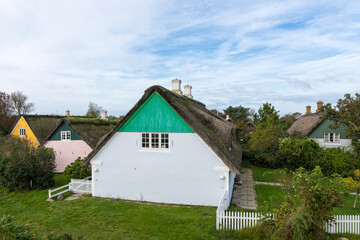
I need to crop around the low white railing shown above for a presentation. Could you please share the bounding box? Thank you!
[70,176,92,194]
[216,210,360,234]
[48,183,71,199]
[48,176,92,199]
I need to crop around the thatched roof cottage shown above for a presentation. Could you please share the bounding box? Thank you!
[86,80,242,206]
[288,102,353,148]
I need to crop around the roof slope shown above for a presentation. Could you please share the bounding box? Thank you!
[85,85,242,174]
[287,112,326,136]
[24,116,63,145]
[46,119,117,149]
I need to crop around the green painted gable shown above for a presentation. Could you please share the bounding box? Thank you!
[48,122,82,141]
[118,92,194,133]
[308,119,350,139]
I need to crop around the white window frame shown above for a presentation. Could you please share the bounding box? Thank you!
[19,128,26,137]
[141,133,170,151]
[324,133,340,143]
[61,131,71,141]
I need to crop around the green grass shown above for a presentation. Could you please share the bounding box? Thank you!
[256,184,285,211]
[252,166,280,183]
[0,176,220,240]
[255,184,360,216]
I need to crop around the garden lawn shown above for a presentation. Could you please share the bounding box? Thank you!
[0,175,218,240]
[252,166,279,183]
[255,184,360,215]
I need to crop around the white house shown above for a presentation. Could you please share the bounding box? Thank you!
[85,81,242,206]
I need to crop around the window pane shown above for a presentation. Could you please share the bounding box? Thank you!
[324,133,329,142]
[330,133,334,142]
[66,131,71,140]
[142,133,149,148]
[335,133,340,143]
[161,133,169,148]
[152,133,159,148]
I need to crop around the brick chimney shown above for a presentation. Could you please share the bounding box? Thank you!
[306,105,312,115]
[65,110,70,117]
[184,85,193,98]
[316,101,324,112]
[171,79,182,95]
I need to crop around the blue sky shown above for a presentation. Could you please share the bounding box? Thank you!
[1,0,360,117]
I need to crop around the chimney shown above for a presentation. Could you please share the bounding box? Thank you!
[316,101,324,112]
[306,105,312,115]
[101,110,108,120]
[184,85,193,98]
[65,110,70,117]
[171,79,182,95]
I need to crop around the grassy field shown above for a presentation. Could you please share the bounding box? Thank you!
[0,175,220,240]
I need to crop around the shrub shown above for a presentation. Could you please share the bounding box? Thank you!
[0,136,55,191]
[267,167,347,239]
[279,137,321,169]
[316,147,360,177]
[279,137,360,177]
[63,158,91,180]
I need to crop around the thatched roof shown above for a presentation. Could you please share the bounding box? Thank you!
[23,115,63,145]
[85,85,242,174]
[287,112,326,136]
[46,119,117,149]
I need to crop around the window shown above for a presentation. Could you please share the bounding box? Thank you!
[324,133,340,143]
[61,131,71,140]
[142,133,169,150]
[19,128,26,137]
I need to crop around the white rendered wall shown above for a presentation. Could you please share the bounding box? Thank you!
[312,138,352,149]
[91,132,233,206]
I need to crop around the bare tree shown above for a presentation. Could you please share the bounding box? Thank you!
[0,91,16,133]
[10,91,35,115]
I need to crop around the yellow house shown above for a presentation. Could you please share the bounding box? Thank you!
[10,115,61,147]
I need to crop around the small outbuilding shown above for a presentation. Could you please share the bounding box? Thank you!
[86,82,242,206]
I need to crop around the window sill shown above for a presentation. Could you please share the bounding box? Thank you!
[139,148,171,153]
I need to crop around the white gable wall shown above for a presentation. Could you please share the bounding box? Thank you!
[91,132,233,206]
[312,138,352,149]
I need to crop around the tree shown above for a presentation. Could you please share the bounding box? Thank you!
[0,135,55,191]
[223,105,251,122]
[246,103,285,166]
[323,93,360,155]
[10,91,35,115]
[280,112,302,130]
[269,167,347,239]
[253,102,279,125]
[86,102,102,118]
[0,92,16,134]
[344,169,360,208]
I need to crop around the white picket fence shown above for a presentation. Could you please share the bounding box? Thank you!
[216,211,360,234]
[48,176,92,199]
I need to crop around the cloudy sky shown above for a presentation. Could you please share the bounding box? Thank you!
[1,0,360,117]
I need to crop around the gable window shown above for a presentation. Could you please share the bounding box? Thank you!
[324,133,340,143]
[19,128,26,137]
[142,133,169,150]
[61,131,71,141]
